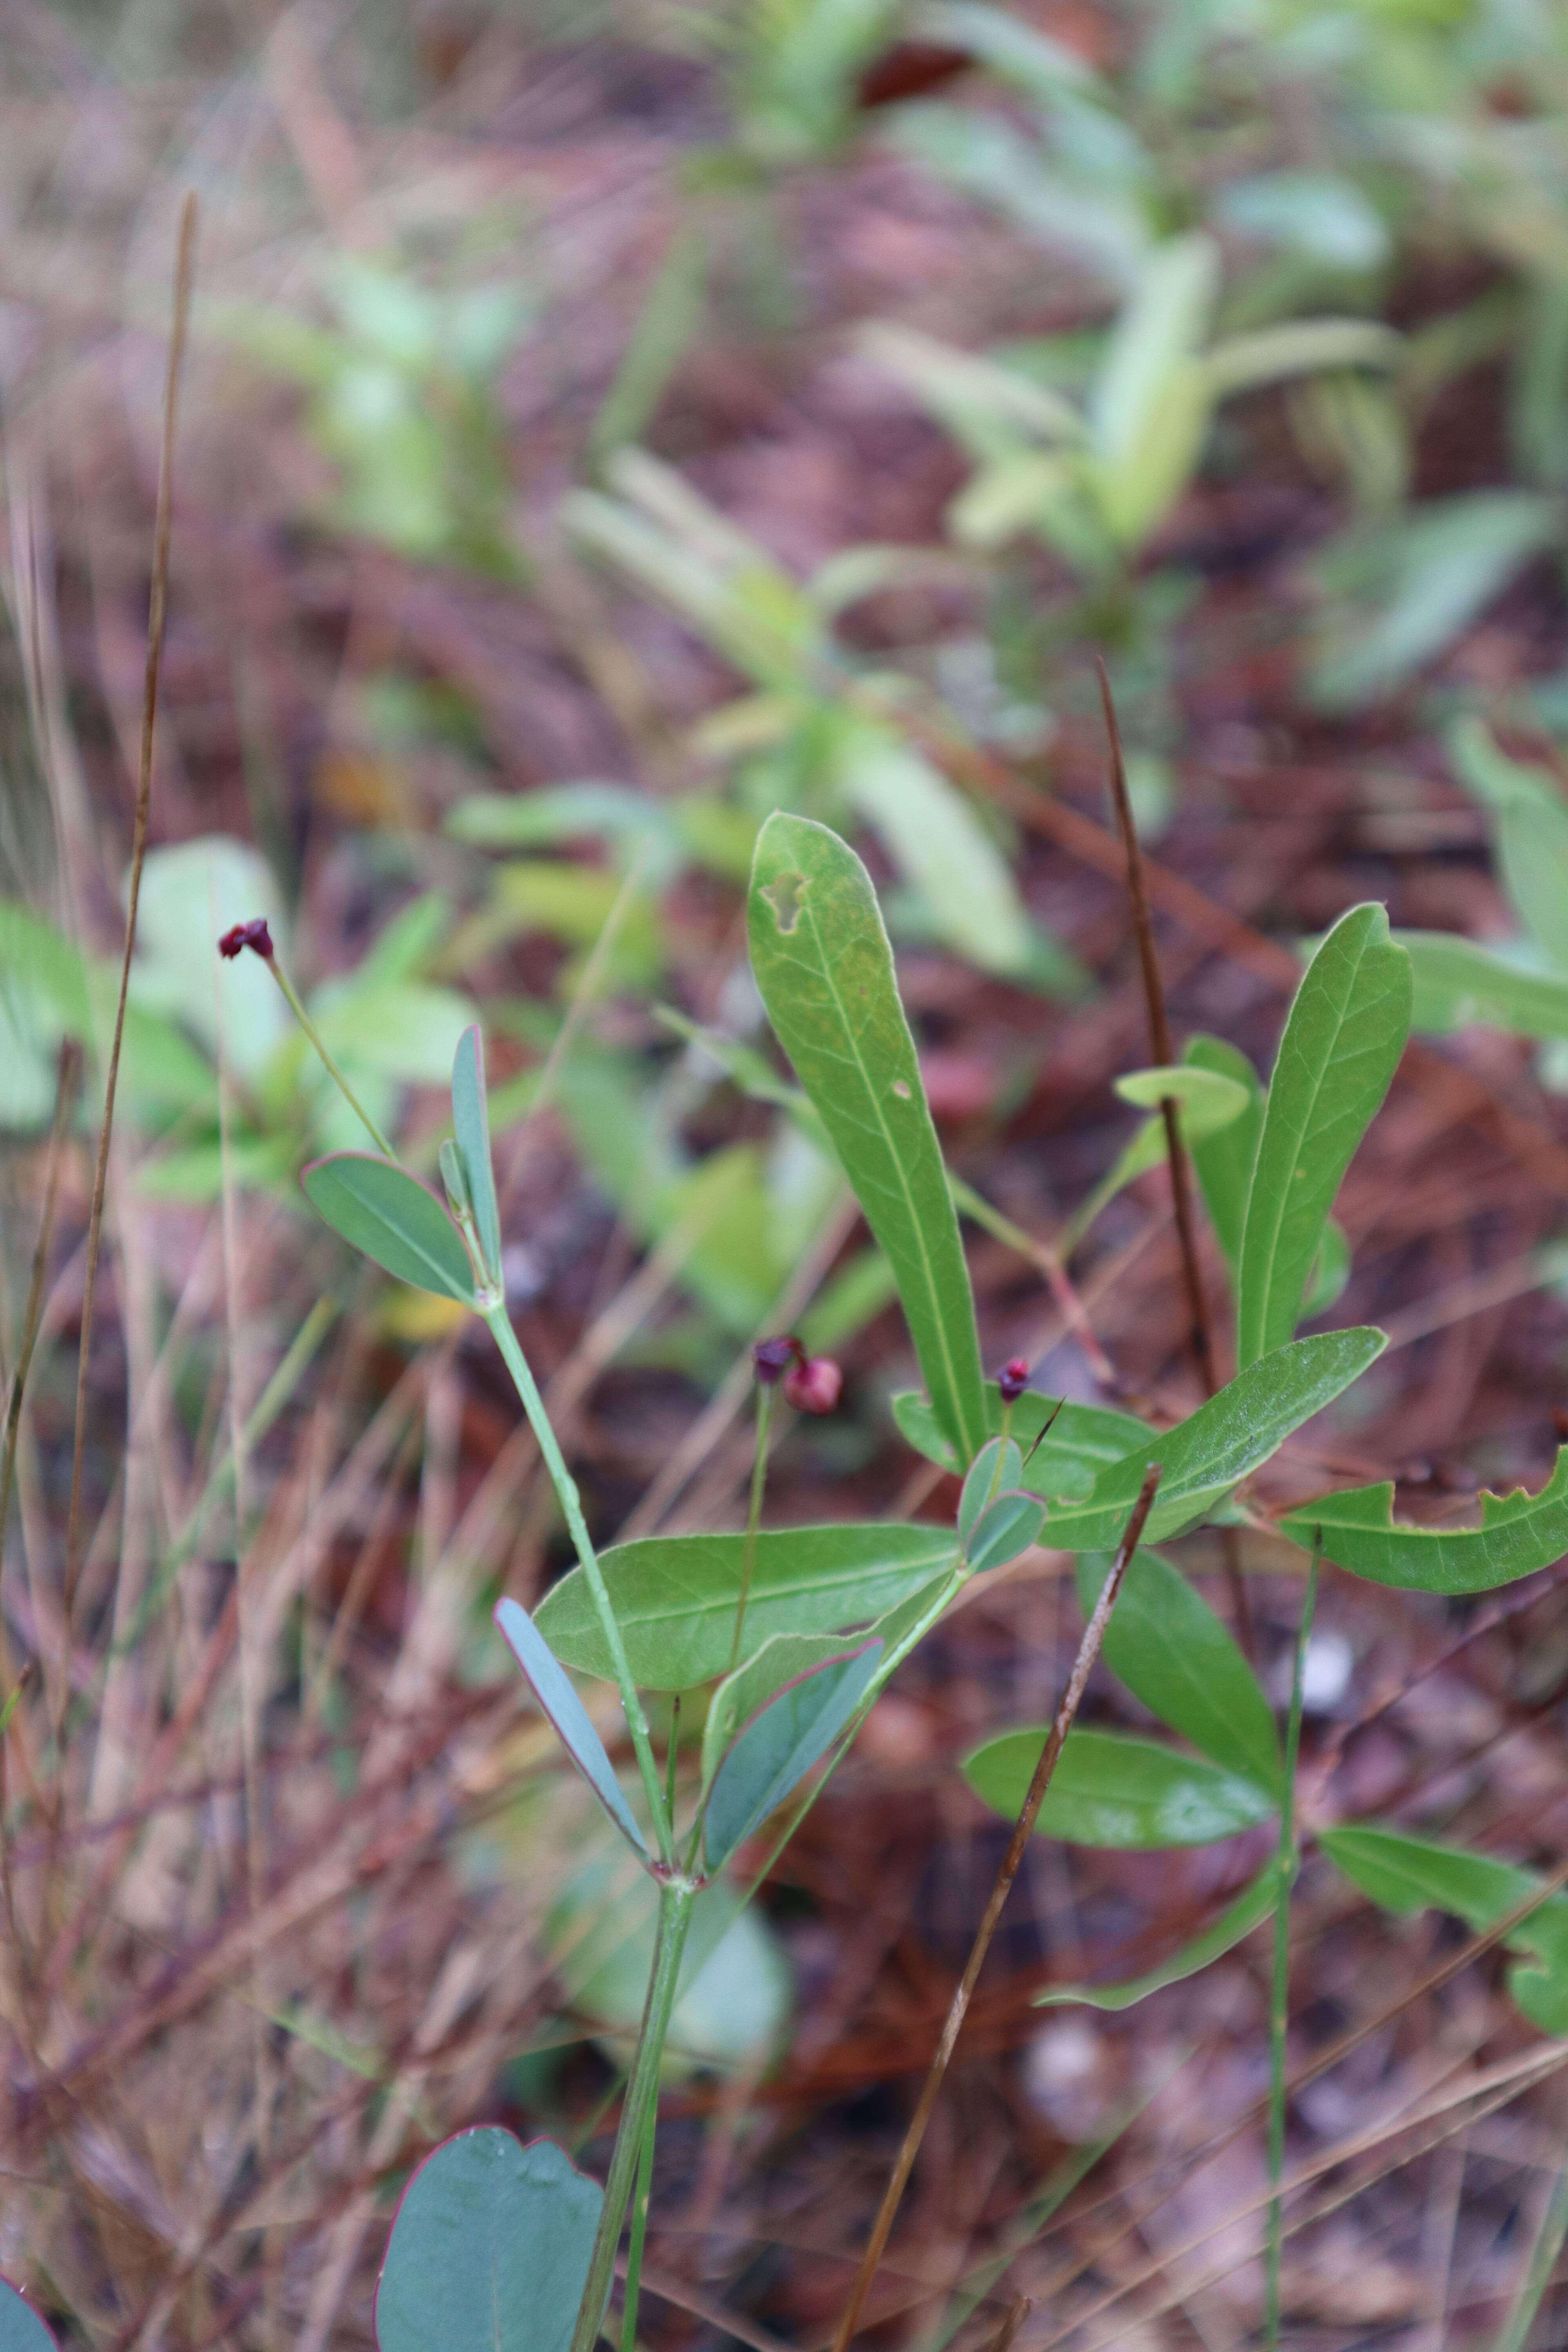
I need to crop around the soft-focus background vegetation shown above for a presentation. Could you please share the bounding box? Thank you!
[9,0,1568,2343]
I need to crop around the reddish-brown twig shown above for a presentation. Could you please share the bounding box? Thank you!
[62,192,198,1624]
[828,1462,1163,2352]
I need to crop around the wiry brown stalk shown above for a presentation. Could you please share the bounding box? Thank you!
[1095,659,1254,1656]
[829,1463,1163,2352]
[61,192,198,1626]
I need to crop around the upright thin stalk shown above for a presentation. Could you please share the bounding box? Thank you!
[730,1385,773,1673]
[619,2102,659,2352]
[266,953,396,1159]
[63,195,197,1621]
[1264,1543,1319,2348]
[571,1876,697,2352]
[483,1303,670,1860]
[0,1042,78,1642]
[829,1463,1163,2352]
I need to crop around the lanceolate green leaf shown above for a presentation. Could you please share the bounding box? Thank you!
[965,1726,1277,1849]
[0,2281,58,2352]
[494,1600,648,1859]
[966,1490,1047,1573]
[451,1024,502,1284]
[1032,1328,1385,1551]
[705,1643,883,1869]
[1321,1824,1568,2029]
[301,1153,476,1302]
[748,812,986,1465]
[893,1384,1149,1487]
[1036,1866,1279,2011]
[1397,929,1568,1043]
[1076,1548,1279,1793]
[1281,1448,1568,1593]
[535,1523,957,1691]
[1183,1034,1264,1276]
[374,2128,603,2352]
[1236,905,1410,1368]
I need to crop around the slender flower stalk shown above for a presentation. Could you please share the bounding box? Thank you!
[731,1382,774,1675]
[1264,1539,1320,2348]
[219,920,396,1161]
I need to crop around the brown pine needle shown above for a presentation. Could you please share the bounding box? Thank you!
[829,1462,1163,2352]
[62,192,198,1625]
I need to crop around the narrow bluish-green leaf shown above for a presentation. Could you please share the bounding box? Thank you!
[748,811,986,1464]
[959,1437,1023,1545]
[1236,905,1410,1367]
[1282,1448,1568,1593]
[535,1523,957,1691]
[966,1490,1047,1573]
[1033,1328,1385,1551]
[494,1599,648,1859]
[451,1024,502,1284]
[301,1152,475,1302]
[705,1642,884,1868]
[374,2127,603,2352]
[1076,1548,1279,1792]
[701,1630,878,1797]
[1182,1034,1264,1276]
[965,1726,1277,1848]
[0,2282,58,2352]
[1036,1866,1279,2009]
[893,1385,1148,1487]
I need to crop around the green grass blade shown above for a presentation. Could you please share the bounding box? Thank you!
[747,811,986,1465]
[1236,905,1410,1368]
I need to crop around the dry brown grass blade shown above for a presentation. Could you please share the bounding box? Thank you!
[829,1464,1164,2352]
[0,1038,78,1640]
[61,191,197,1626]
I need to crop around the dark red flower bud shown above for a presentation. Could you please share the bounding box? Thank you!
[783,1355,842,1415]
[753,1335,804,1387]
[218,918,275,962]
[998,1356,1031,1405]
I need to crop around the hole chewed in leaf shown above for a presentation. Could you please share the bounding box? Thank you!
[891,1079,912,1100]
[763,870,806,933]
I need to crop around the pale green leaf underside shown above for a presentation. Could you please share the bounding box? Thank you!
[748,811,986,1464]
[374,2127,602,2352]
[1236,904,1410,1368]
[705,1643,883,1868]
[965,1726,1277,1848]
[1281,1446,1568,1592]
[892,1384,1148,1487]
[535,1523,958,1690]
[0,2282,59,2352]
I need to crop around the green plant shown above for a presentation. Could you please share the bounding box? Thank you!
[221,776,1568,2348]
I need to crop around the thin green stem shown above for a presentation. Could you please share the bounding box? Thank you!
[266,955,396,1160]
[1265,1544,1319,2348]
[730,1386,773,1673]
[571,1877,696,2352]
[619,2099,658,2352]
[483,1303,670,1862]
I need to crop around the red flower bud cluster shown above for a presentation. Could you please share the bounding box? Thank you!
[998,1356,1031,1405]
[217,918,274,962]
[752,1335,843,1415]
